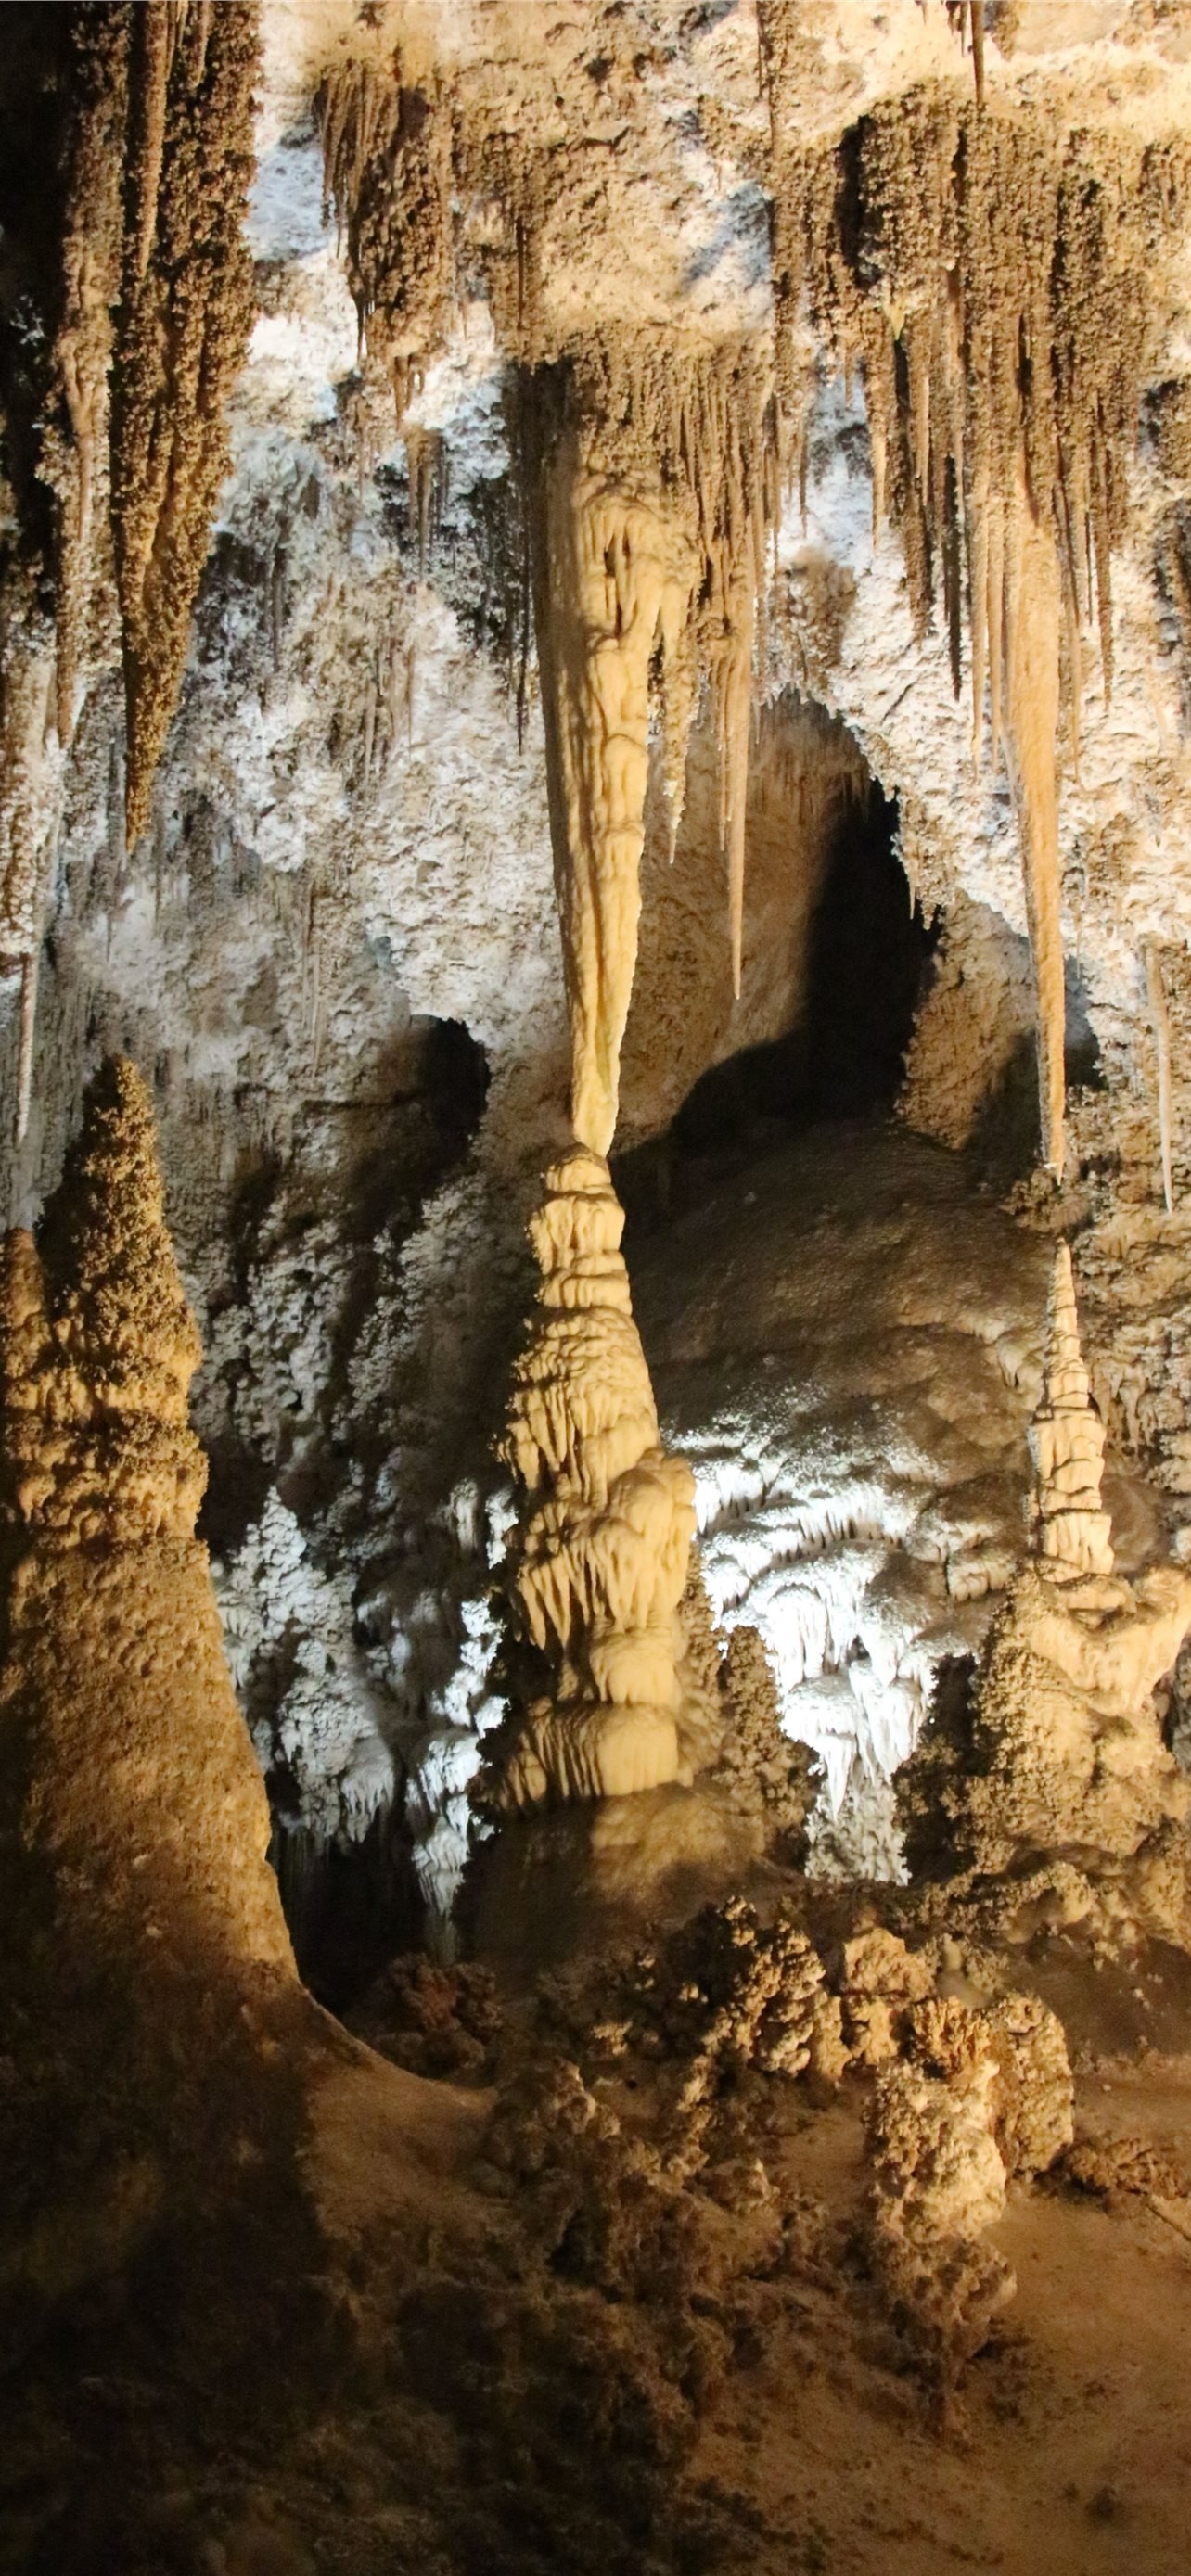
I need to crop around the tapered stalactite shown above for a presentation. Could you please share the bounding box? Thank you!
[1145,939,1175,1216]
[112,0,260,845]
[319,55,455,426]
[498,1148,696,1804]
[0,4,259,1144]
[531,427,698,1154]
[1005,490,1066,1179]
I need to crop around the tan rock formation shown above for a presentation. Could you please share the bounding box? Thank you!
[867,1990,1072,2369]
[1028,1238,1114,1577]
[0,1056,294,1992]
[498,1145,696,1804]
[0,1060,316,2289]
[0,6,259,1146]
[531,429,698,1157]
[900,1238,1191,1882]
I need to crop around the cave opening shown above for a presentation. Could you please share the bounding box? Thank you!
[674,777,935,1151]
[617,759,936,1222]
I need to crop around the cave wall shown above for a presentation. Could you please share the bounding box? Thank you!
[4,0,1191,1932]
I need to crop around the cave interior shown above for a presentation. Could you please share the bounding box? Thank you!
[5,5,1191,2572]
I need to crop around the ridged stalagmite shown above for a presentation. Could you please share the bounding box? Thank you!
[499,1147,696,1804]
[1028,1238,1114,1577]
[899,1235,1191,1886]
[0,1059,309,2287]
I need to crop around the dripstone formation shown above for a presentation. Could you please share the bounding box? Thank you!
[500,1146,696,1804]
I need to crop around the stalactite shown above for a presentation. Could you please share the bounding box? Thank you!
[404,425,448,573]
[520,403,698,1155]
[762,73,1190,1181]
[321,58,777,1002]
[497,1148,696,1805]
[112,0,260,846]
[319,57,455,427]
[41,7,129,746]
[945,0,986,105]
[514,337,776,1148]
[1145,939,1175,1217]
[14,951,39,1154]
[1004,484,1066,1179]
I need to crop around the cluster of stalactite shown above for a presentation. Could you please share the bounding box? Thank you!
[319,61,782,1037]
[319,55,455,423]
[762,77,1191,1175]
[512,338,777,1150]
[0,0,258,1141]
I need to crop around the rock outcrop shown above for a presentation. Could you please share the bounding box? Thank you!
[499,1145,696,1804]
[867,1991,1072,2371]
[900,1234,1191,1886]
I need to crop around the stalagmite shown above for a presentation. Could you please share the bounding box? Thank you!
[900,1242,1191,1892]
[0,1056,294,1982]
[1028,1240,1113,1577]
[0,1058,314,2276]
[498,1147,696,1804]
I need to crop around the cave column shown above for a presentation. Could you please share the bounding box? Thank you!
[495,402,704,1804]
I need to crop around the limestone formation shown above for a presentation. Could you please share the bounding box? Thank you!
[111,0,260,845]
[0,1057,293,1970]
[0,4,259,1144]
[764,75,1191,1179]
[867,2014,1017,2368]
[900,1236,1191,1884]
[1028,1239,1114,1578]
[0,1060,306,2283]
[499,1146,696,1804]
[530,423,698,1156]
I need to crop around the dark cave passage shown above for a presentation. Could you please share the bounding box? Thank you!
[673,777,936,1152]
[617,763,936,1234]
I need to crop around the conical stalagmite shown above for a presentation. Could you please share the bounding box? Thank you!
[1028,1239,1113,1577]
[0,1057,296,1987]
[900,1237,1191,1898]
[0,1060,312,2285]
[499,1147,696,1804]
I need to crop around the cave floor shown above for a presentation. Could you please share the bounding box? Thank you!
[9,1921,1191,2576]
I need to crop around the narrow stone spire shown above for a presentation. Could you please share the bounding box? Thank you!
[1027,1238,1113,1577]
